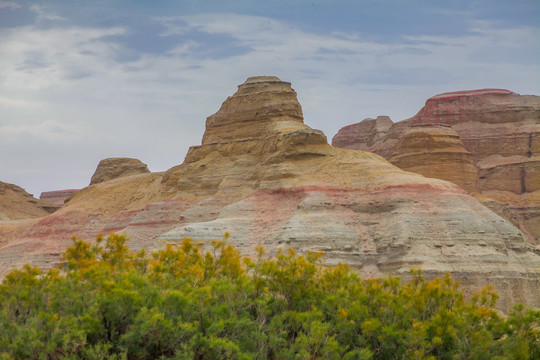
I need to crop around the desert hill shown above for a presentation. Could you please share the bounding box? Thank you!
[1,77,539,311]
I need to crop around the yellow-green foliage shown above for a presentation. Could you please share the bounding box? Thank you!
[0,234,538,359]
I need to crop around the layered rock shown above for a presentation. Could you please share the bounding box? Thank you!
[333,89,540,244]
[90,158,150,185]
[389,124,478,192]
[1,79,539,311]
[331,116,393,151]
[40,189,80,208]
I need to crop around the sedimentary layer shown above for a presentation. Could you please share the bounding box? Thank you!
[333,89,540,245]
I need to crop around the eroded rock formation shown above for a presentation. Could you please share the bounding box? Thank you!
[389,124,478,192]
[90,158,150,185]
[333,89,540,244]
[1,79,539,311]
[40,189,80,208]
[0,181,56,220]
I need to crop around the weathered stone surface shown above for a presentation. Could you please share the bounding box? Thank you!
[40,189,80,207]
[389,124,478,192]
[90,158,150,185]
[333,89,540,244]
[331,116,393,151]
[1,79,539,311]
[0,181,56,220]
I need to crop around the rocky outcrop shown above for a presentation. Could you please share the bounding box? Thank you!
[0,181,56,220]
[40,189,80,207]
[1,79,539,311]
[333,89,540,244]
[389,124,478,192]
[331,116,393,151]
[90,158,150,185]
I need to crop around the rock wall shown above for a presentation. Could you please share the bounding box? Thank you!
[1,79,539,311]
[333,89,540,244]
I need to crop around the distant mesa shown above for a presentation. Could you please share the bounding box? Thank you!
[40,189,80,207]
[0,78,539,311]
[90,157,150,185]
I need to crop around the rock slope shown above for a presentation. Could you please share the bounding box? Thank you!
[0,181,56,220]
[333,89,540,244]
[1,79,539,311]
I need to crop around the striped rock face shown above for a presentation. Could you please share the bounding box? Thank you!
[333,89,540,245]
[1,78,539,311]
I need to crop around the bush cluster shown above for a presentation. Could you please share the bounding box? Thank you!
[0,234,538,359]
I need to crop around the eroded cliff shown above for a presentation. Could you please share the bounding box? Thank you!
[333,89,540,245]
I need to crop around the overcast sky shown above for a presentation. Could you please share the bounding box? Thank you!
[1,0,539,197]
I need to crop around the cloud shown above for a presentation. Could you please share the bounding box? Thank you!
[0,0,20,9]
[29,4,66,22]
[0,120,83,143]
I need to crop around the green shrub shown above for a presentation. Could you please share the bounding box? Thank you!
[0,234,538,359]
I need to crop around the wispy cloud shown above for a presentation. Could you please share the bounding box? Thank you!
[0,0,20,9]
[29,4,66,22]
[0,120,83,142]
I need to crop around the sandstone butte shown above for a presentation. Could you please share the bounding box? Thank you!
[332,88,540,249]
[1,77,539,311]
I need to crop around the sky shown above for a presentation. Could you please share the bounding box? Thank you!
[1,0,539,198]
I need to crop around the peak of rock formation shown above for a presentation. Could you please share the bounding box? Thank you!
[1,78,539,311]
[333,88,540,245]
[90,158,150,185]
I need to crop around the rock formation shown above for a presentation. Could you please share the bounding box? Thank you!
[330,115,393,152]
[40,189,80,208]
[0,181,56,220]
[90,158,150,185]
[389,124,478,192]
[1,79,539,311]
[333,89,540,244]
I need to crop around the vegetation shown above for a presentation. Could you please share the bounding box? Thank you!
[0,233,538,359]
